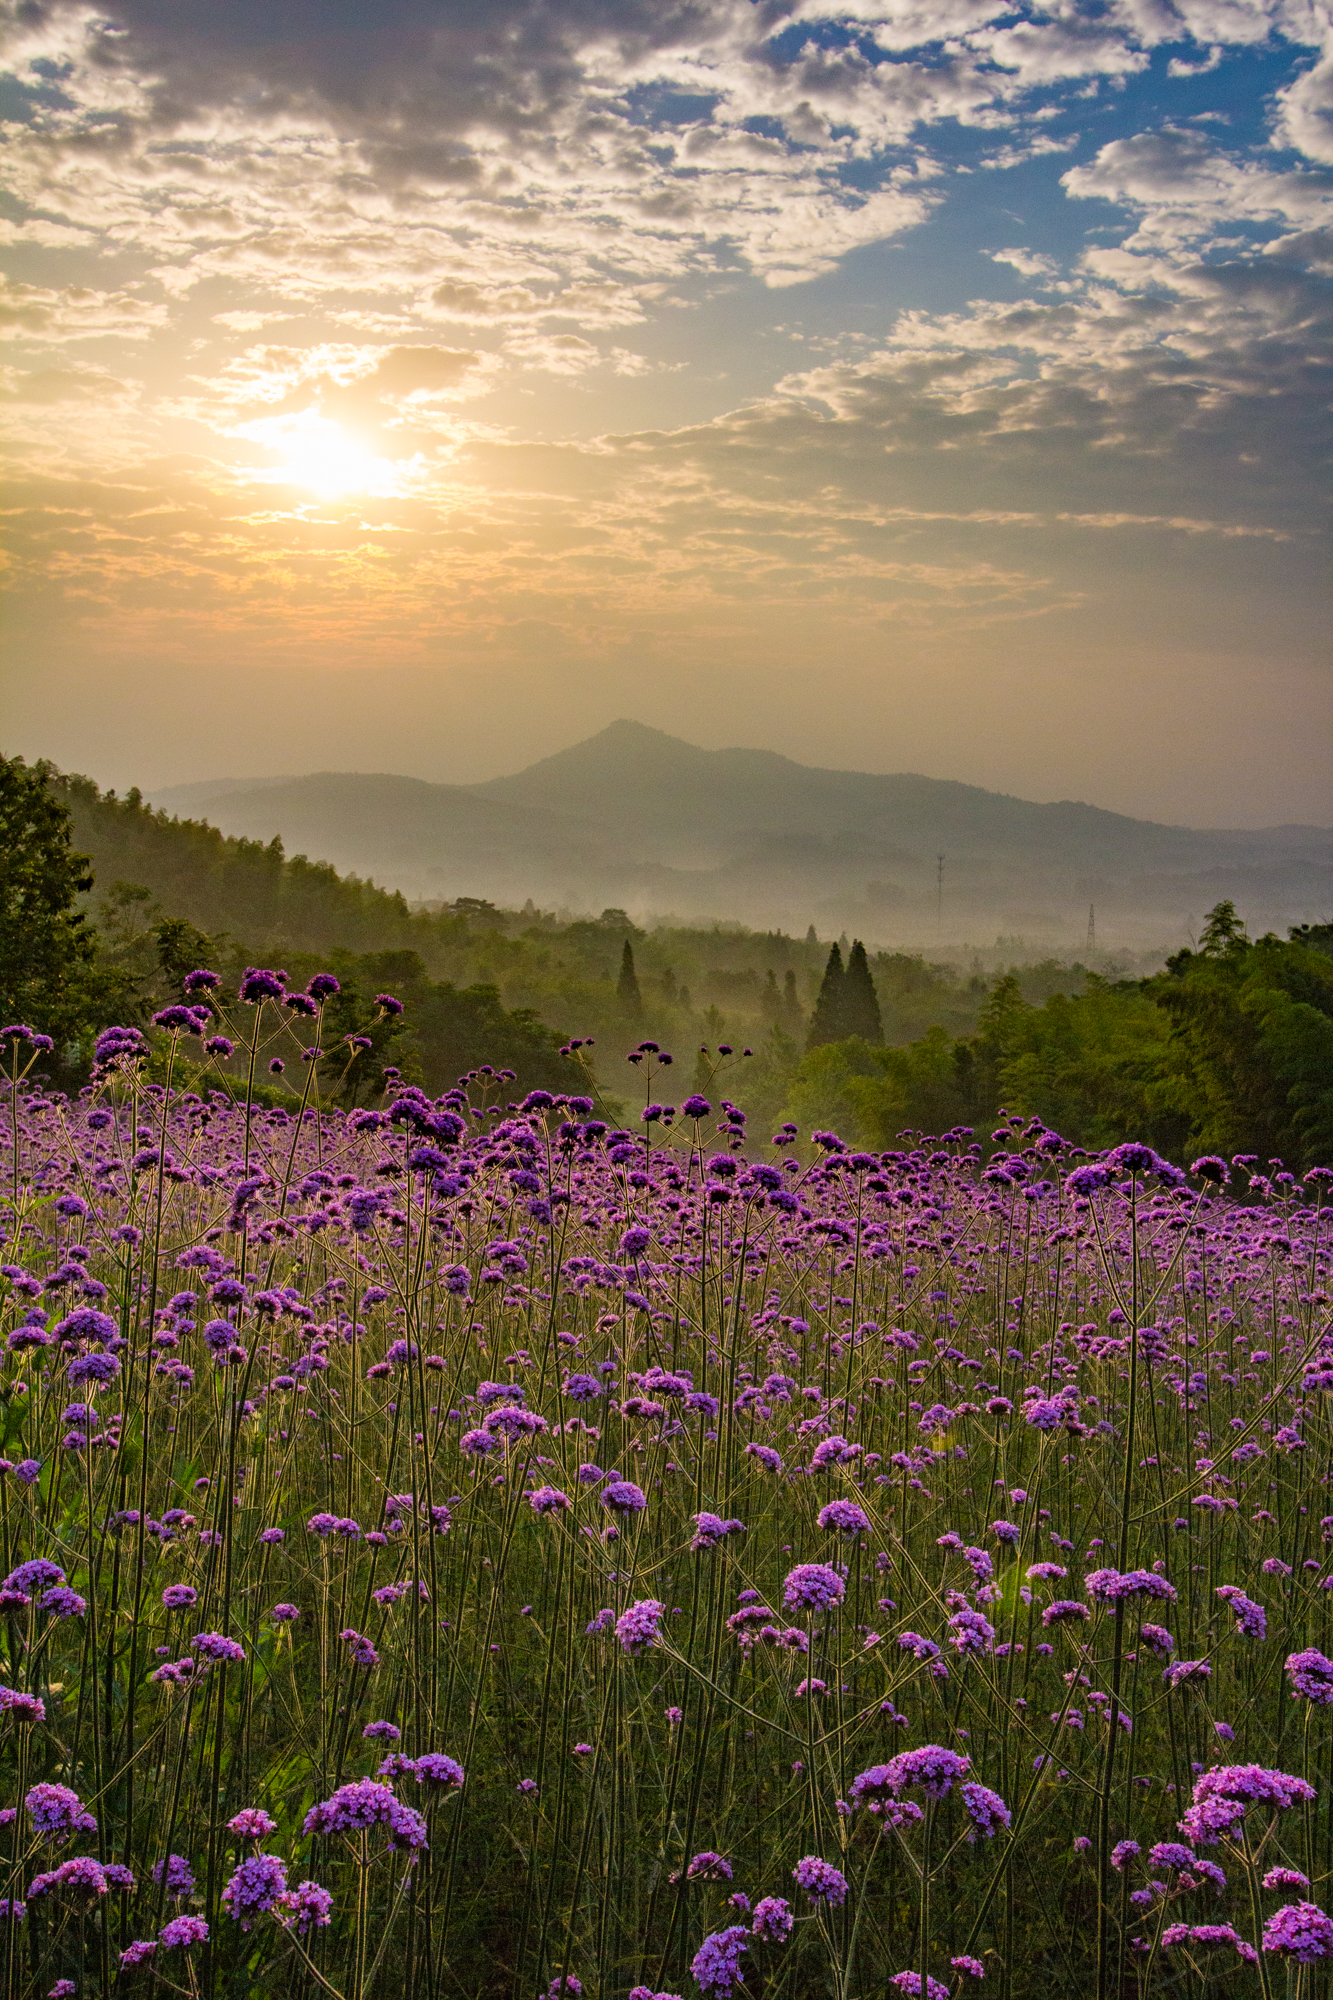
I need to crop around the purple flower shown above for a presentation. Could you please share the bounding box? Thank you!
[6,1559,65,1597]
[26,1782,89,1839]
[38,1584,85,1620]
[228,1809,278,1841]
[530,1485,571,1515]
[782,1564,845,1612]
[303,1778,428,1851]
[192,1632,245,1663]
[1111,1840,1140,1873]
[0,1686,45,1724]
[817,1500,869,1536]
[1264,1868,1311,1891]
[687,1851,733,1882]
[222,1853,288,1927]
[121,1940,157,1968]
[751,1896,793,1942]
[691,1925,749,1993]
[960,1783,1011,1838]
[27,1856,108,1899]
[792,1855,848,1905]
[1216,1585,1267,1639]
[239,968,287,1003]
[602,1480,647,1516]
[278,1880,333,1934]
[162,1584,197,1611]
[1164,1659,1212,1691]
[412,1752,465,1790]
[1161,1923,1257,1963]
[160,1914,209,1950]
[153,1855,195,1897]
[890,1975,949,1999]
[616,1599,665,1655]
[1042,1600,1090,1626]
[879,1746,971,1800]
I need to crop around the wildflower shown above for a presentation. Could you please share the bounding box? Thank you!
[602,1480,648,1515]
[817,1499,869,1536]
[27,1856,108,1899]
[303,1779,428,1851]
[782,1564,845,1611]
[1264,1868,1311,1891]
[1161,1924,1257,1964]
[751,1896,793,1942]
[26,1783,91,1839]
[228,1809,278,1841]
[413,1753,465,1789]
[792,1856,848,1905]
[222,1854,288,1927]
[192,1632,245,1663]
[1261,1902,1333,1960]
[961,1783,1011,1837]
[277,1881,333,1934]
[890,1975,949,1999]
[161,1584,197,1611]
[530,1485,572,1514]
[153,1855,195,1896]
[616,1599,665,1655]
[0,1687,45,1724]
[160,1914,209,1950]
[691,1925,749,1993]
[1042,1600,1089,1626]
[1216,1585,1267,1639]
[687,1852,733,1881]
[1284,1649,1333,1703]
[951,1958,985,1979]
[363,1720,400,1743]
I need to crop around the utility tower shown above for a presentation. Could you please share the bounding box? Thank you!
[1087,904,1096,954]
[936,854,945,936]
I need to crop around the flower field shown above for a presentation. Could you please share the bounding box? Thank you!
[0,979,1330,2000]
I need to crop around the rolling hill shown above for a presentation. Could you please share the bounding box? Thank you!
[149,721,1331,946]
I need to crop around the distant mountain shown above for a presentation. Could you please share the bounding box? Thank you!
[150,721,1332,946]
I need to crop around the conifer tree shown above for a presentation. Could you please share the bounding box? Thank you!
[617,939,643,1017]
[806,943,846,1049]
[843,939,884,1044]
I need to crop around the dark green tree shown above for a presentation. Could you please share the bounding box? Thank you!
[1149,904,1333,1167]
[807,943,846,1049]
[842,940,883,1044]
[0,755,99,1045]
[617,940,643,1018]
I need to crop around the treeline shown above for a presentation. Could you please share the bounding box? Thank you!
[6,755,1331,1164]
[772,904,1333,1168]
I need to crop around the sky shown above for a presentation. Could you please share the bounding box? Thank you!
[1,0,1330,828]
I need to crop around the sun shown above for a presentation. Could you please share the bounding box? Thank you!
[244,408,399,499]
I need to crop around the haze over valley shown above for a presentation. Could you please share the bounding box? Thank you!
[150,721,1331,951]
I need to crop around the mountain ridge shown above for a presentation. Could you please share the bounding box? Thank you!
[146,720,1331,944]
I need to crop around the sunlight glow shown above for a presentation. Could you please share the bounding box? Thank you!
[243,409,400,499]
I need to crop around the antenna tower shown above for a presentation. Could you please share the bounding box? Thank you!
[1087,903,1096,954]
[936,854,945,936]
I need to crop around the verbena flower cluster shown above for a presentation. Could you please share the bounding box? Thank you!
[0,997,1329,1995]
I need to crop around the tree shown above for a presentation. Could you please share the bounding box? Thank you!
[807,944,846,1049]
[617,940,643,1017]
[842,940,883,1044]
[0,756,98,1046]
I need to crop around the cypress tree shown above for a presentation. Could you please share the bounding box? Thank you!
[843,940,883,1044]
[617,939,642,1017]
[806,943,846,1049]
